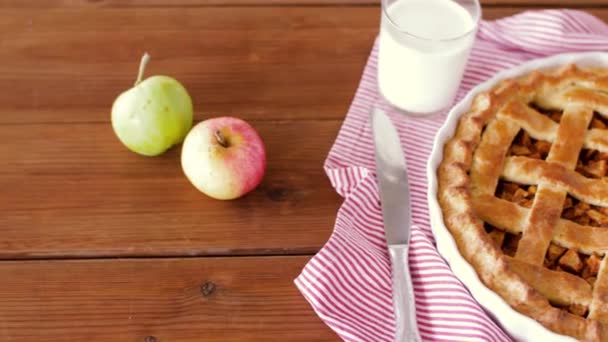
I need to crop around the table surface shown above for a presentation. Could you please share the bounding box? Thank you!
[1,1,607,341]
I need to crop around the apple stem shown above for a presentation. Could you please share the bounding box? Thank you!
[215,130,228,148]
[135,52,151,86]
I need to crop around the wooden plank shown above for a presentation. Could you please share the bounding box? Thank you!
[0,256,338,341]
[0,120,342,258]
[0,7,606,124]
[0,7,377,122]
[1,6,607,258]
[0,0,606,7]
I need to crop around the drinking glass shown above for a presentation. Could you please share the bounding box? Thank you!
[378,0,481,115]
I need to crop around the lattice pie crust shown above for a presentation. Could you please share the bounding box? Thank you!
[438,64,608,341]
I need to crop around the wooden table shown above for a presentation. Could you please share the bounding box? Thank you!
[1,1,606,341]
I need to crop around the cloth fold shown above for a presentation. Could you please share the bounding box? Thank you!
[295,9,608,342]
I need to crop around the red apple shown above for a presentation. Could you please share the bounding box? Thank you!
[181,117,266,200]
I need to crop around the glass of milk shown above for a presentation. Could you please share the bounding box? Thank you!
[378,0,481,115]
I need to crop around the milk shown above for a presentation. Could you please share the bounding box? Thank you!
[378,0,477,114]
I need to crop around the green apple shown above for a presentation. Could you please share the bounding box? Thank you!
[111,53,193,156]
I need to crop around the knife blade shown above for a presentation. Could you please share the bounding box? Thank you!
[371,107,421,342]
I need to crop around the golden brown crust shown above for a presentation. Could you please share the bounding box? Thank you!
[438,64,608,341]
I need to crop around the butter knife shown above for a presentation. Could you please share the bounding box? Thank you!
[371,108,421,342]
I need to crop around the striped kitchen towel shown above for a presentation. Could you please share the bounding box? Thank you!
[295,9,608,342]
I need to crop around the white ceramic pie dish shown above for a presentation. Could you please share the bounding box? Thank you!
[427,52,608,342]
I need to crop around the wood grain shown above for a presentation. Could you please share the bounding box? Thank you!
[0,119,341,258]
[0,256,338,341]
[0,0,606,7]
[0,7,377,122]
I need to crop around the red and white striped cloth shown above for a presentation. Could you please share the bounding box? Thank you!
[295,10,608,342]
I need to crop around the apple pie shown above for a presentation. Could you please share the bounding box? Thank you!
[438,63,608,341]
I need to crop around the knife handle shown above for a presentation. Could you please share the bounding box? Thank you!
[389,244,421,342]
